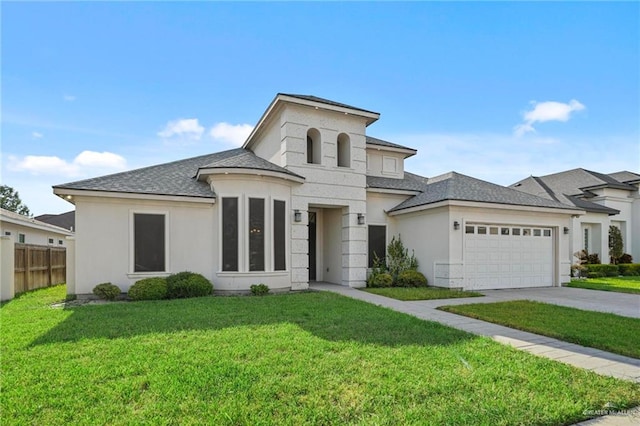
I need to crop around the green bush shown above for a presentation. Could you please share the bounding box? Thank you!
[368,273,393,288]
[587,272,604,279]
[618,263,640,276]
[619,254,633,264]
[92,283,121,301]
[395,270,428,287]
[128,277,168,301]
[166,272,213,299]
[250,284,270,296]
[585,264,618,277]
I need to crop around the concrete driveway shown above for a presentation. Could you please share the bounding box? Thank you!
[408,286,640,319]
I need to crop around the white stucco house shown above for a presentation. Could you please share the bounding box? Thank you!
[53,94,584,296]
[511,169,640,264]
[0,208,73,247]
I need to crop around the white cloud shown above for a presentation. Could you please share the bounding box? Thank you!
[32,131,43,139]
[8,151,127,177]
[158,118,204,140]
[209,122,253,147]
[514,99,585,137]
[63,94,76,102]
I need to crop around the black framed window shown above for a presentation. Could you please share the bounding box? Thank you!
[273,200,286,271]
[222,198,238,271]
[134,213,165,272]
[368,225,386,268]
[249,198,265,271]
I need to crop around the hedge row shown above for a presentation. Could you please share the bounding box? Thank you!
[584,263,640,278]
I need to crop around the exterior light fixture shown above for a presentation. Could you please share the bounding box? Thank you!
[294,210,302,223]
[453,221,460,230]
[357,213,365,225]
[563,226,570,235]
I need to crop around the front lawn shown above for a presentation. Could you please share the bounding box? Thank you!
[363,287,484,301]
[568,276,640,294]
[439,300,640,359]
[2,286,639,425]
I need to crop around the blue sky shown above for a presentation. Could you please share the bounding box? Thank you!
[2,2,638,215]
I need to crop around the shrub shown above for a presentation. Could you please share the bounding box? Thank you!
[395,270,428,287]
[619,253,633,264]
[166,272,213,299]
[368,273,393,288]
[609,225,624,264]
[128,277,168,301]
[618,263,640,276]
[585,264,618,278]
[587,272,604,279]
[386,235,418,281]
[574,250,601,265]
[587,253,601,264]
[250,284,270,296]
[92,283,121,301]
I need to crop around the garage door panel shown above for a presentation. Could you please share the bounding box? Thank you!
[465,224,553,290]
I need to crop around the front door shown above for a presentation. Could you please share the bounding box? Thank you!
[308,211,317,281]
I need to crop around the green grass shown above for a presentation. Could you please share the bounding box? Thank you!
[362,287,484,301]
[568,276,640,294]
[2,286,639,425]
[440,300,640,359]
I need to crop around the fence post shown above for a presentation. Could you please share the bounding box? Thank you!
[0,236,15,301]
[66,237,76,296]
[48,247,53,286]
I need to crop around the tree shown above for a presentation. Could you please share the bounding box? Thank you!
[0,185,31,216]
[609,225,624,264]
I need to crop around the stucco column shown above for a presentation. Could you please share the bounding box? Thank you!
[0,236,15,301]
[342,207,367,288]
[65,236,76,296]
[290,206,309,291]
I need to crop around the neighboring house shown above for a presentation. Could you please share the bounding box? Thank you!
[0,208,73,246]
[53,94,582,296]
[511,169,640,264]
[35,210,75,232]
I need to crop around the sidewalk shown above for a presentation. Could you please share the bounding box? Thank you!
[310,283,640,424]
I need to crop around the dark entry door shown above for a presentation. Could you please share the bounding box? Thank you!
[308,211,316,281]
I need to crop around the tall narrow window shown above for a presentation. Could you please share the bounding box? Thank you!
[368,225,386,268]
[134,213,165,272]
[307,128,321,164]
[18,233,25,243]
[337,133,350,167]
[222,198,238,271]
[273,200,286,271]
[249,198,265,271]
[584,228,589,252]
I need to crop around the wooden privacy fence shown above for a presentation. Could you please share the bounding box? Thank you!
[14,244,66,293]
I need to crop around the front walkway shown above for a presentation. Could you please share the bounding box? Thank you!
[311,283,640,425]
[310,283,640,382]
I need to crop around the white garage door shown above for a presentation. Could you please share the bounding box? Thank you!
[464,224,554,290]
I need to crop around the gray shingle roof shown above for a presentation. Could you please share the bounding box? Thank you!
[389,172,576,213]
[35,210,75,231]
[54,149,301,198]
[510,168,633,215]
[279,94,379,115]
[366,136,417,153]
[608,171,640,184]
[367,172,427,192]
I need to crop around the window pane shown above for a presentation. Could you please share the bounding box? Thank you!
[501,228,510,235]
[465,226,475,234]
[477,227,487,235]
[368,225,386,268]
[273,200,286,271]
[543,229,551,237]
[134,213,165,272]
[512,228,521,236]
[222,198,238,271]
[523,228,531,236]
[249,198,265,271]
[490,227,499,235]
[533,229,542,237]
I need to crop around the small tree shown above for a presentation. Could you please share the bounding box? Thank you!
[0,185,31,216]
[609,225,624,264]
[386,235,418,282]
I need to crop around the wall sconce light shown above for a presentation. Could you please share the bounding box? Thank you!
[453,221,460,230]
[357,213,365,225]
[294,210,302,223]
[563,226,570,235]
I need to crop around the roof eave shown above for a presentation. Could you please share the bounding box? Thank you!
[52,187,216,204]
[365,144,417,158]
[388,199,584,216]
[195,167,305,184]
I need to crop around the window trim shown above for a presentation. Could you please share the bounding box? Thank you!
[248,197,266,272]
[337,132,351,168]
[221,196,240,272]
[129,210,170,275]
[273,199,287,271]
